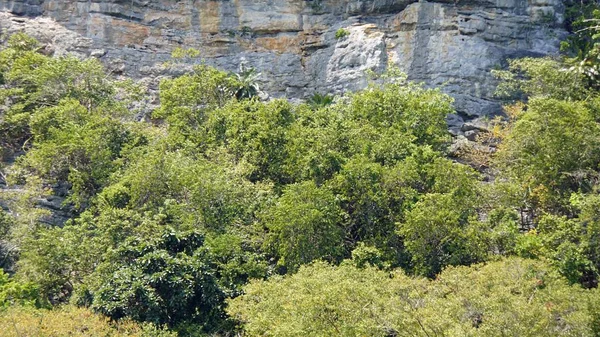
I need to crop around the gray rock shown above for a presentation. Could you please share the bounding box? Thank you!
[447,113,465,128]
[464,129,479,141]
[324,24,387,94]
[448,135,471,156]
[35,195,73,227]
[90,49,106,58]
[0,0,566,119]
[462,117,492,132]
[446,113,465,136]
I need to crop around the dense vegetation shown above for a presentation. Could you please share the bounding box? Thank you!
[1,5,600,336]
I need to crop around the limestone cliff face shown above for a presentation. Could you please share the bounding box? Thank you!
[0,0,566,125]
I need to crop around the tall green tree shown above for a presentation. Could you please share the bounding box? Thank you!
[263,181,344,271]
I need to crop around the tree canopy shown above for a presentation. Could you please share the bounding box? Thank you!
[1,13,600,335]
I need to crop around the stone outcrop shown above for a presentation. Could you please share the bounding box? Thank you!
[0,0,567,127]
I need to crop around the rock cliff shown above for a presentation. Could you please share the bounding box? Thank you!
[0,0,567,127]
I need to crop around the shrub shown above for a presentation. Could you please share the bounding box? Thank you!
[88,229,224,329]
[306,92,334,109]
[0,269,46,309]
[0,305,176,336]
[263,181,344,271]
[228,258,600,336]
[335,28,350,39]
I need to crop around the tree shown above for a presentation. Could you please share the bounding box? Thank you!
[0,269,45,309]
[263,181,344,271]
[154,64,238,146]
[328,156,390,247]
[562,6,600,88]
[14,99,137,209]
[493,57,592,101]
[228,261,422,337]
[346,76,452,151]
[0,33,129,157]
[494,97,600,212]
[0,33,142,216]
[0,305,176,337]
[88,229,224,329]
[283,105,348,184]
[205,99,295,184]
[398,193,488,277]
[427,258,600,337]
[228,258,600,337]
[525,192,600,287]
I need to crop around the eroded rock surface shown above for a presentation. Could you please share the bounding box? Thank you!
[0,0,567,123]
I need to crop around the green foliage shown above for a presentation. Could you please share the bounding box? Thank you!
[494,98,600,211]
[229,258,600,337]
[537,214,595,284]
[263,181,344,271]
[523,193,600,287]
[283,105,348,184]
[514,230,544,259]
[206,99,295,184]
[335,28,350,39]
[101,150,263,232]
[231,63,261,99]
[346,78,452,152]
[306,92,334,109]
[204,233,268,296]
[17,208,193,304]
[228,261,419,337]
[154,65,239,145]
[15,99,137,209]
[493,57,591,101]
[329,156,390,245]
[484,7,600,290]
[171,47,201,59]
[562,3,600,87]
[484,207,520,255]
[349,242,388,269]
[0,32,132,156]
[394,157,497,277]
[0,208,13,240]
[88,229,224,329]
[399,192,488,277]
[0,269,45,309]
[0,32,143,215]
[16,225,88,303]
[4,31,600,336]
[0,305,176,337]
[429,258,600,337]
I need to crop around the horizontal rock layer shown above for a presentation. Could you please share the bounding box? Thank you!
[0,0,567,122]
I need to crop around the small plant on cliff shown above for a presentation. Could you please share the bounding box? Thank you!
[232,63,262,99]
[335,28,350,40]
[240,26,253,38]
[307,92,334,109]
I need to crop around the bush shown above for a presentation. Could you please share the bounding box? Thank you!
[398,192,489,277]
[263,181,344,271]
[228,258,600,336]
[87,229,225,329]
[0,269,45,309]
[494,97,600,212]
[0,305,176,336]
[335,28,350,39]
